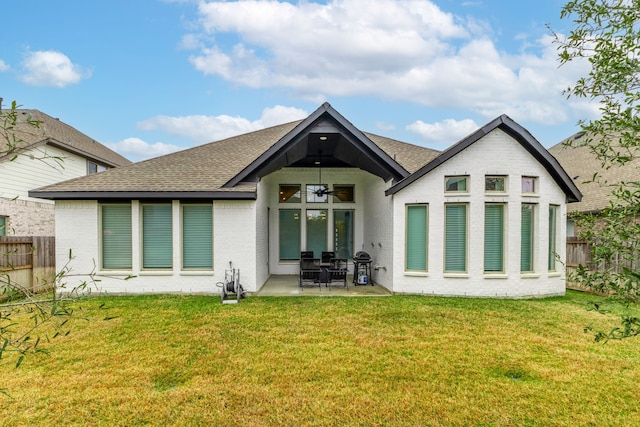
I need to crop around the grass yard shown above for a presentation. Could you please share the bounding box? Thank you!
[1,291,640,426]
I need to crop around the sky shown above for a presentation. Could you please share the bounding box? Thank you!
[0,0,594,162]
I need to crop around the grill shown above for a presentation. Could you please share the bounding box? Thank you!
[353,251,372,262]
[352,251,373,285]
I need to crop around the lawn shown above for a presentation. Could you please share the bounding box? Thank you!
[1,291,639,426]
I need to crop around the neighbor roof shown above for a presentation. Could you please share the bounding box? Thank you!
[2,109,131,167]
[387,114,582,203]
[549,132,640,212]
[30,104,440,200]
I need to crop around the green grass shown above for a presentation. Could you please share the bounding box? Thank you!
[1,291,639,426]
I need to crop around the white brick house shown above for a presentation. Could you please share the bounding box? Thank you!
[31,103,581,297]
[1,106,131,236]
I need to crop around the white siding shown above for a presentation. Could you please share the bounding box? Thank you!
[0,145,87,202]
[391,128,567,297]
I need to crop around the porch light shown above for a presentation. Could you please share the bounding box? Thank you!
[319,136,328,141]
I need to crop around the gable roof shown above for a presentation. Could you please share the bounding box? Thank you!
[2,109,131,167]
[386,115,583,203]
[549,132,640,212]
[30,104,439,200]
[224,102,412,187]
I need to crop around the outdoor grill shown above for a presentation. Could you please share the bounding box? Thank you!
[352,251,373,285]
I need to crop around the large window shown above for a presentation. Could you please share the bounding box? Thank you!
[333,210,354,259]
[182,205,213,269]
[406,205,428,271]
[445,204,467,272]
[142,204,173,269]
[549,205,558,271]
[101,204,132,269]
[484,204,505,273]
[521,204,535,272]
[279,209,300,260]
[306,209,327,258]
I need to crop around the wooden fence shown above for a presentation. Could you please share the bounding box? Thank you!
[0,236,56,294]
[565,238,640,291]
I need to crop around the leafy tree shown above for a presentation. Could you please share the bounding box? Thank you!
[0,101,99,396]
[555,0,640,340]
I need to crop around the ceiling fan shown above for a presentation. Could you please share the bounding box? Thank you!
[310,161,335,197]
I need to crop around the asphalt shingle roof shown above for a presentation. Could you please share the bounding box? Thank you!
[2,109,131,167]
[31,120,440,198]
[549,132,640,212]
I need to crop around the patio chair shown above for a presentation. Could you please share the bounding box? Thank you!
[328,258,348,289]
[299,257,321,288]
[300,251,314,259]
[321,251,335,264]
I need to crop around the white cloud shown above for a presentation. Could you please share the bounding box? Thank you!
[0,60,9,72]
[407,118,479,145]
[106,138,183,162]
[184,0,592,125]
[20,50,90,87]
[137,105,308,143]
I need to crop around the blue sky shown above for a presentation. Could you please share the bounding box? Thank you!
[0,0,592,162]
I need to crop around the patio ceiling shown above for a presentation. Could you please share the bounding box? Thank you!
[225,105,409,187]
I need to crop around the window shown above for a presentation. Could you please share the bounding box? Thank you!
[521,204,535,272]
[549,205,558,271]
[306,209,327,258]
[87,161,107,175]
[279,209,300,260]
[445,204,467,272]
[484,204,505,273]
[0,216,6,237]
[182,205,213,269]
[333,185,355,203]
[485,176,506,192]
[101,204,132,269]
[306,185,328,203]
[279,185,301,203]
[406,205,428,271]
[142,204,173,269]
[445,176,468,192]
[567,219,575,238]
[334,210,354,259]
[522,176,537,193]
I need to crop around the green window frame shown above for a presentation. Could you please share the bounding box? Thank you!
[279,209,301,260]
[521,204,535,272]
[101,204,132,269]
[445,204,467,272]
[182,205,213,270]
[484,203,505,273]
[142,204,173,269]
[406,205,428,271]
[548,205,558,271]
[333,209,354,259]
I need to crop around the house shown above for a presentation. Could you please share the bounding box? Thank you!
[548,132,640,237]
[30,103,581,297]
[0,103,131,236]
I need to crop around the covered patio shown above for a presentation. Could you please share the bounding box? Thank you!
[254,275,392,296]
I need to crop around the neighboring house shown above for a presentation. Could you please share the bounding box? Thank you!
[548,133,640,237]
[0,106,131,236]
[31,103,581,297]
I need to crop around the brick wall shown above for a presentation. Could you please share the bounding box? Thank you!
[0,197,55,236]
